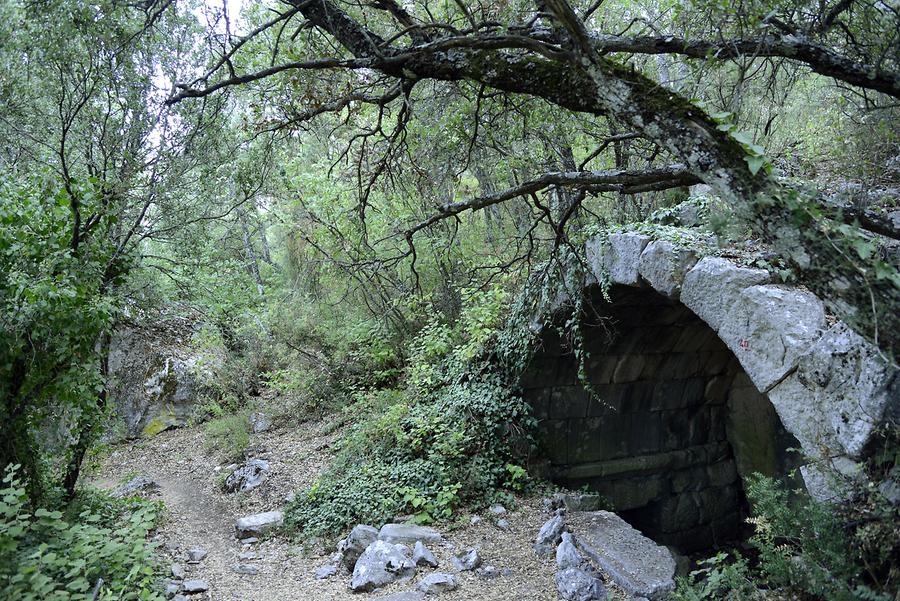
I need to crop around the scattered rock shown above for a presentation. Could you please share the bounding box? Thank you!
[556,533,586,571]
[412,541,439,568]
[341,524,379,570]
[241,537,259,544]
[284,491,296,503]
[249,411,272,433]
[488,503,507,516]
[350,540,417,593]
[417,573,459,594]
[574,511,675,600]
[238,550,257,561]
[376,593,425,601]
[475,565,500,580]
[224,458,269,493]
[378,523,443,546]
[450,548,482,571]
[315,565,337,579]
[234,510,283,539]
[878,468,900,505]
[110,475,159,498]
[186,548,207,563]
[534,514,565,556]
[232,563,258,575]
[181,579,209,593]
[173,596,189,601]
[555,568,607,601]
[469,515,483,526]
[170,564,186,579]
[496,518,510,531]
[165,580,180,595]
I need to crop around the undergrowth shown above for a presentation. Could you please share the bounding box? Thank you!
[0,465,164,600]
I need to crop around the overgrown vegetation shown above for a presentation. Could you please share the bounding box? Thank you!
[0,466,164,600]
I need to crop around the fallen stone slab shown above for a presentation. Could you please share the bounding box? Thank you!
[571,511,675,600]
[234,510,283,539]
[417,572,459,594]
[351,540,416,593]
[378,523,443,545]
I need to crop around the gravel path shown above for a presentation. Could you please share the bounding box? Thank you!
[91,417,628,600]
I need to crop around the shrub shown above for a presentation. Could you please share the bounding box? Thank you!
[204,413,251,461]
[0,466,164,600]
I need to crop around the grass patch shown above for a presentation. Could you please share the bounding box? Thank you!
[204,412,251,461]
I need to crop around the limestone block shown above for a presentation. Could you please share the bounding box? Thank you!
[586,232,652,286]
[800,456,865,503]
[637,240,698,298]
[719,285,827,392]
[572,510,676,600]
[767,322,898,460]
[681,257,769,333]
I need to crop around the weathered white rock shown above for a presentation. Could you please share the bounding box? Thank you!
[234,511,283,539]
[350,540,416,593]
[534,514,566,556]
[412,541,438,568]
[573,511,675,600]
[488,503,507,516]
[450,548,482,571]
[378,523,443,545]
[637,240,698,298]
[800,456,865,503]
[416,572,459,594]
[496,518,510,531]
[719,285,827,392]
[341,524,379,570]
[555,567,607,601]
[680,257,769,332]
[586,232,652,286]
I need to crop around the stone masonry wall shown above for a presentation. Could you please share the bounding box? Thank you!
[522,285,800,551]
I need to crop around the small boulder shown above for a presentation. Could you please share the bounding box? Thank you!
[496,518,510,531]
[378,523,443,546]
[341,524,379,570]
[450,548,481,571]
[224,459,269,493]
[475,565,500,580]
[555,567,607,601]
[350,540,416,593]
[376,593,426,601]
[412,541,438,568]
[186,548,207,563]
[111,475,159,498]
[488,503,507,516]
[181,579,208,593]
[235,510,283,539]
[470,515,483,526]
[534,514,566,556]
[249,411,272,433]
[314,565,337,579]
[417,573,459,594]
[232,563,258,575]
[238,550,257,561]
[556,533,585,571]
[170,564,186,579]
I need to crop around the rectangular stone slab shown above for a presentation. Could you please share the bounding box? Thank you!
[570,510,676,600]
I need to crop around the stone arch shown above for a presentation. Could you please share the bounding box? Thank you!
[520,232,898,551]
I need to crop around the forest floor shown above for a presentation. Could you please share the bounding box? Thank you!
[90,416,630,601]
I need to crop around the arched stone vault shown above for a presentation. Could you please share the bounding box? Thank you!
[520,232,898,551]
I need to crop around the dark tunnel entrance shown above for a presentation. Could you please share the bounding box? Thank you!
[521,285,804,552]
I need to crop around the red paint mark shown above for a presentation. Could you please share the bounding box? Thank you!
[739,339,750,350]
